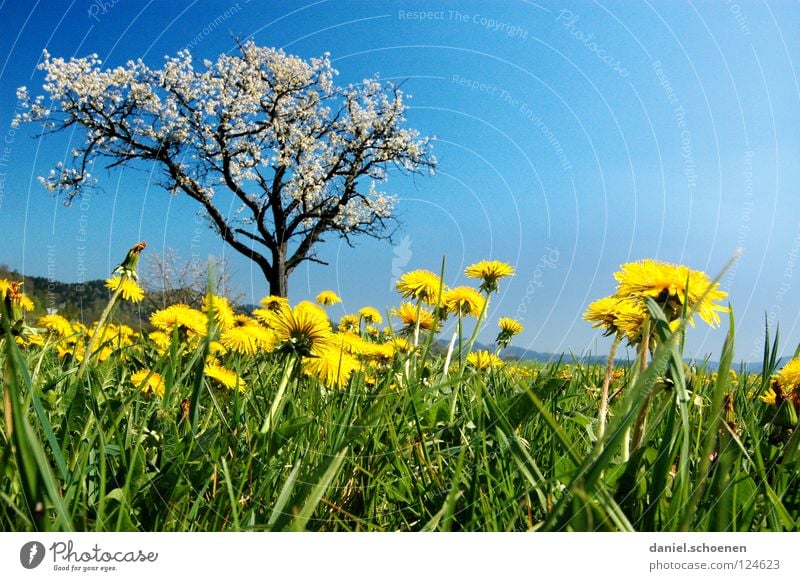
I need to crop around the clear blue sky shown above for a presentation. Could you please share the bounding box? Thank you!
[1,0,798,360]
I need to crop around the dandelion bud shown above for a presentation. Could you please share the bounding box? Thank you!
[112,240,147,280]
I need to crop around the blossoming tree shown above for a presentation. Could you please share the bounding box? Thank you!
[15,42,435,296]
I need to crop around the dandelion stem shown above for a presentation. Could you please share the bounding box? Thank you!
[261,355,297,433]
[598,333,622,442]
[442,320,460,377]
[463,293,490,358]
[412,299,423,348]
[631,317,653,451]
[639,318,651,374]
[80,276,125,376]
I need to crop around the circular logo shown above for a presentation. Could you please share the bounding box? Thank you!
[20,541,46,569]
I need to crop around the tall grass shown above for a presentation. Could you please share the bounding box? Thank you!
[1,304,799,531]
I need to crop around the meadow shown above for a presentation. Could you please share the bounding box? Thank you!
[1,247,799,532]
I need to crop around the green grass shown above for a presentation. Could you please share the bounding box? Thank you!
[1,307,799,532]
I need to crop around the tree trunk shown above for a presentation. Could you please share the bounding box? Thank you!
[269,271,288,297]
[267,245,289,297]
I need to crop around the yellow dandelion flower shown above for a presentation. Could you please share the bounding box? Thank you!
[316,290,342,306]
[220,326,260,355]
[612,299,649,342]
[18,294,34,312]
[148,331,171,354]
[303,346,360,389]
[396,270,445,305]
[774,358,800,391]
[760,387,777,406]
[116,324,135,337]
[92,345,111,362]
[252,308,280,329]
[105,277,145,303]
[464,260,515,293]
[204,363,246,392]
[131,369,165,398]
[150,304,208,337]
[39,314,73,338]
[71,322,88,338]
[55,341,79,361]
[496,316,523,348]
[209,340,228,356]
[221,316,276,355]
[16,333,45,348]
[584,296,622,330]
[1,280,34,312]
[259,295,289,311]
[202,294,235,330]
[584,295,647,343]
[467,350,504,370]
[614,259,728,327]
[389,337,412,354]
[498,317,523,336]
[391,302,437,333]
[686,269,729,327]
[100,324,134,348]
[443,286,485,317]
[254,297,289,330]
[272,301,332,356]
[329,332,370,355]
[358,306,383,324]
[365,325,380,339]
[614,260,688,302]
[360,341,395,363]
[337,314,361,333]
[759,381,800,412]
[504,365,534,381]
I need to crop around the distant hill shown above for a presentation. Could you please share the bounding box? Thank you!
[0,265,151,327]
[473,341,783,373]
[0,266,218,328]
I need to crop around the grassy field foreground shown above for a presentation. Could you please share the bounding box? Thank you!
[1,253,799,532]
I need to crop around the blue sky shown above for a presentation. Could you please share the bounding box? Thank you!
[0,0,798,360]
